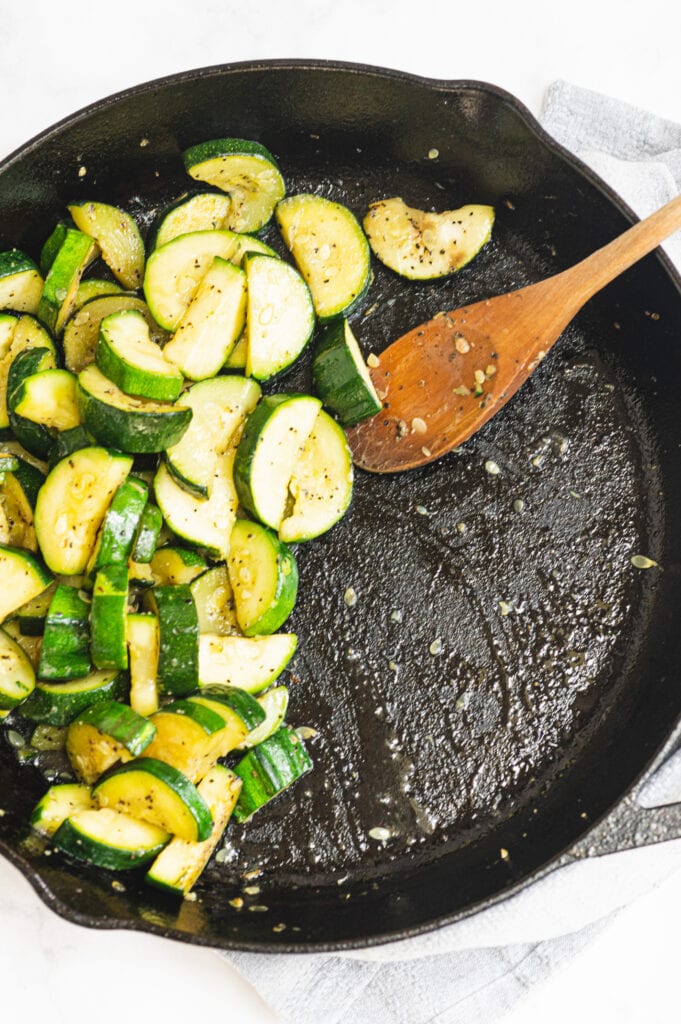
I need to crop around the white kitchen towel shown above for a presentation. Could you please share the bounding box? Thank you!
[223,80,681,1023]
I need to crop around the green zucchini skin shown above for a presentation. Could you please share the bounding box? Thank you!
[0,626,36,709]
[63,294,167,375]
[275,193,371,320]
[20,670,127,726]
[77,365,192,454]
[90,476,149,571]
[311,317,382,426]
[95,309,183,402]
[182,138,285,233]
[0,544,53,624]
[30,783,93,837]
[67,201,145,291]
[93,756,213,842]
[244,254,315,381]
[40,220,74,277]
[47,425,96,469]
[159,698,227,736]
[90,564,129,670]
[37,584,91,681]
[147,191,233,252]
[53,808,168,870]
[7,348,59,459]
[148,584,199,696]
[233,727,312,822]
[70,698,156,756]
[131,503,163,563]
[34,446,134,576]
[38,228,98,333]
[0,250,44,314]
[228,519,298,636]
[9,369,80,461]
[236,686,289,750]
[192,684,265,732]
[232,392,321,530]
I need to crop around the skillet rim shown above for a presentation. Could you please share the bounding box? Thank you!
[0,57,679,953]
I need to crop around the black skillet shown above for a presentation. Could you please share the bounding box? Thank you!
[0,60,680,952]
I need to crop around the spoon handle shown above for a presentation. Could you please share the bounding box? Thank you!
[560,190,681,306]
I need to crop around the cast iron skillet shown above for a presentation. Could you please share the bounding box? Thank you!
[0,60,680,952]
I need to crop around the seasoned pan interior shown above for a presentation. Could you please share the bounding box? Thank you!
[0,64,679,950]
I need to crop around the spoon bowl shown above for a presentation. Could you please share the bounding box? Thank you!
[347,191,681,472]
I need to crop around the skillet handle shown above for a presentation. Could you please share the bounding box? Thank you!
[568,797,681,858]
[567,730,681,858]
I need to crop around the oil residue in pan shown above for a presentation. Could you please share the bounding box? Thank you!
[223,330,656,885]
[2,149,660,896]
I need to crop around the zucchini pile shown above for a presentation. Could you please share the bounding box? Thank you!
[0,137,387,896]
[0,133,494,896]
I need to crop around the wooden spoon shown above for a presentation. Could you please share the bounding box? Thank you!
[346,192,681,473]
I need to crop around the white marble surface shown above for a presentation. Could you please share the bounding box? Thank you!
[1,2,680,1021]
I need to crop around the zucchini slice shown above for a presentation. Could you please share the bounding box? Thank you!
[13,583,56,636]
[38,229,98,333]
[0,544,52,623]
[229,234,279,266]
[131,502,163,563]
[0,626,36,709]
[224,333,246,370]
[88,475,148,573]
[66,699,155,784]
[163,257,246,380]
[363,197,495,279]
[165,375,261,498]
[228,519,298,636]
[75,278,124,308]
[93,757,213,842]
[183,138,285,234]
[34,446,133,575]
[244,254,315,381]
[10,369,81,459]
[235,685,289,750]
[143,230,238,332]
[30,783,93,837]
[0,250,44,314]
[77,364,192,454]
[190,565,239,636]
[280,410,354,543]
[149,192,232,251]
[68,201,145,290]
[0,469,38,551]
[30,723,67,750]
[95,310,183,402]
[127,613,160,717]
[63,294,168,375]
[190,684,265,733]
[153,457,238,562]
[150,546,207,586]
[40,221,73,276]
[37,584,91,681]
[143,699,232,783]
[232,726,312,822]
[47,425,96,469]
[145,764,241,895]
[146,584,199,696]
[53,807,169,870]
[276,194,370,319]
[311,317,382,426]
[90,564,129,670]
[0,314,57,435]
[20,669,126,726]
[233,393,321,531]
[198,633,297,693]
